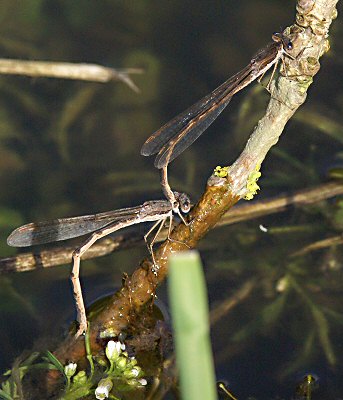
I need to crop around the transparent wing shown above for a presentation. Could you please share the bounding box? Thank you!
[7,205,145,247]
[141,64,252,166]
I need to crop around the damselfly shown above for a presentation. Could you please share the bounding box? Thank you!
[7,192,191,337]
[141,32,293,202]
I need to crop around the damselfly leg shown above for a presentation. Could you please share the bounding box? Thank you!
[7,195,191,337]
[141,32,294,199]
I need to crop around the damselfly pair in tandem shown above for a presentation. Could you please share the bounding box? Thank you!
[7,31,294,337]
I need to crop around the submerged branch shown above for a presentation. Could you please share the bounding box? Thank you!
[292,234,343,257]
[2,181,342,273]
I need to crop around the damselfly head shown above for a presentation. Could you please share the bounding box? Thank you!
[272,31,293,52]
[173,192,191,214]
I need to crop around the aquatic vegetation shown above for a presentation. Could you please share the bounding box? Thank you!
[0,334,147,400]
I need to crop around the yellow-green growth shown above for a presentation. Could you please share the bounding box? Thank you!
[214,165,230,178]
[244,164,261,200]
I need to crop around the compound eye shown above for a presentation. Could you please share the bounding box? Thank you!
[181,200,191,214]
[179,193,191,213]
[287,41,293,50]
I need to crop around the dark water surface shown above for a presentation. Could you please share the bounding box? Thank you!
[0,1,342,398]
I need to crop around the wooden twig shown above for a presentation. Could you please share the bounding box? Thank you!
[0,59,143,92]
[2,181,342,273]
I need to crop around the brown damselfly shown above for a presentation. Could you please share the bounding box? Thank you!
[141,32,293,202]
[7,192,191,337]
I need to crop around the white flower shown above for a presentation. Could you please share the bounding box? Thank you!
[64,362,77,377]
[105,340,122,361]
[138,378,147,386]
[130,367,140,377]
[95,377,113,399]
[124,366,141,378]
